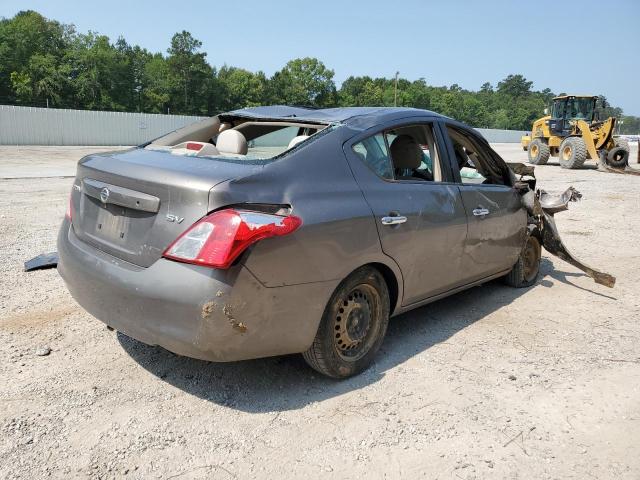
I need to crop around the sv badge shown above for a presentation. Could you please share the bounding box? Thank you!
[166,214,184,224]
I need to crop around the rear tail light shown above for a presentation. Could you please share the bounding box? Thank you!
[163,209,302,269]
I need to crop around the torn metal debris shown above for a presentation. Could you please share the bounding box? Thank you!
[596,149,640,176]
[512,163,616,288]
[24,252,58,272]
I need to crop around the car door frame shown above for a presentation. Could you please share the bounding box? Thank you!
[342,114,473,307]
[435,118,528,281]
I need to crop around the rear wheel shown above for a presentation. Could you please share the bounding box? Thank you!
[527,138,550,165]
[503,236,541,288]
[607,146,629,168]
[558,137,587,169]
[302,267,390,378]
[607,138,631,168]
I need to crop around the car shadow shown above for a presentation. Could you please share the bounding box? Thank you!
[118,277,536,414]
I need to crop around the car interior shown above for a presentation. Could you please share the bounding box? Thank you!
[445,126,508,186]
[352,124,443,182]
[146,116,327,160]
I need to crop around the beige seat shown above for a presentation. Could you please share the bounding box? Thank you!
[288,135,309,149]
[390,135,422,179]
[216,130,248,156]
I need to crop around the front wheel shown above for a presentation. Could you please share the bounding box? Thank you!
[527,138,550,165]
[558,137,587,169]
[302,267,390,378]
[503,236,541,288]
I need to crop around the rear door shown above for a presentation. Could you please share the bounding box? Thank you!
[344,119,468,306]
[439,122,527,282]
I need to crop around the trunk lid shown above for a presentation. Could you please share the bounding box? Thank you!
[71,148,262,267]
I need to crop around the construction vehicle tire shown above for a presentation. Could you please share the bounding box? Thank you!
[527,138,550,165]
[558,137,587,169]
[606,147,629,168]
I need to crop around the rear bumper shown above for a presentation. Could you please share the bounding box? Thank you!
[57,219,336,361]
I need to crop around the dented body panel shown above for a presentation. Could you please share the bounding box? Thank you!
[58,218,337,361]
[57,106,613,364]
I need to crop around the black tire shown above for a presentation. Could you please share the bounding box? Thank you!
[503,236,541,288]
[614,137,630,153]
[606,146,629,168]
[302,267,390,378]
[558,137,587,169]
[527,138,550,165]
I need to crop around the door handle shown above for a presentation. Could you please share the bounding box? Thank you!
[472,207,490,217]
[381,215,408,225]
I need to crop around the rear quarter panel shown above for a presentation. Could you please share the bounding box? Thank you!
[211,127,402,294]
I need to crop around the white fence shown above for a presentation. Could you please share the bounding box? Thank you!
[476,128,528,143]
[0,105,528,145]
[0,105,206,146]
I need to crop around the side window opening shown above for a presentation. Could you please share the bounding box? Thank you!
[352,123,444,182]
[446,126,508,186]
[385,124,443,182]
[352,133,394,180]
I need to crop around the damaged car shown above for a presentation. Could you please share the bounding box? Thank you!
[57,106,614,378]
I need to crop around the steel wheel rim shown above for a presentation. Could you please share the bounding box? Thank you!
[523,238,539,282]
[562,146,572,161]
[530,144,539,157]
[333,284,381,361]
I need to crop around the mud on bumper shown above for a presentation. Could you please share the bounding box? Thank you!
[57,220,336,362]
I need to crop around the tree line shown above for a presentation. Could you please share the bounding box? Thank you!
[2,10,639,133]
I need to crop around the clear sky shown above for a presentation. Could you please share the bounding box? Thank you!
[2,0,639,114]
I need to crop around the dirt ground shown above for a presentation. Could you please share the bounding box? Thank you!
[1,143,639,479]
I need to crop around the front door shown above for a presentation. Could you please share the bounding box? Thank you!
[344,121,468,306]
[441,123,527,282]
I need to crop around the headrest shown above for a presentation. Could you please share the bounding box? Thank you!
[390,135,422,170]
[216,130,248,155]
[218,122,232,133]
[287,135,309,149]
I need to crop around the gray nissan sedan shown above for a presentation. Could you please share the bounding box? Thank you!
[57,106,610,378]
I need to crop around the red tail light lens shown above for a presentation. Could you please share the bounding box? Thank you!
[163,209,302,269]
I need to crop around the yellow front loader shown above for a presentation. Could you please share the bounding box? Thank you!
[521,95,634,173]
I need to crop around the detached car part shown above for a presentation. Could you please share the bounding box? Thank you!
[24,252,58,272]
[513,165,615,288]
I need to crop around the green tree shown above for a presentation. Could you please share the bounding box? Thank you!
[217,66,268,110]
[0,10,72,105]
[1,10,638,130]
[166,31,213,114]
[269,57,336,106]
[142,54,171,113]
[497,74,533,97]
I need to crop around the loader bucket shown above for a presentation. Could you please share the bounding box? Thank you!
[597,149,640,176]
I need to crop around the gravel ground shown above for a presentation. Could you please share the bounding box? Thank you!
[1,144,639,479]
